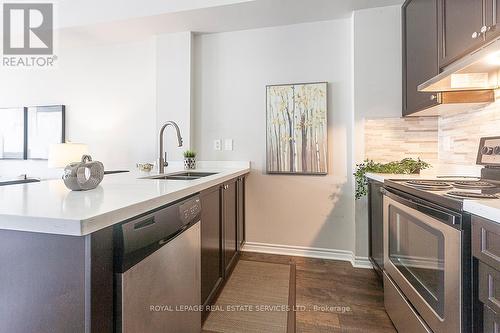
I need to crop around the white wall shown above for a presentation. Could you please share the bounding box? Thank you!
[352,5,402,256]
[194,20,355,252]
[156,32,193,162]
[54,0,253,28]
[0,39,157,179]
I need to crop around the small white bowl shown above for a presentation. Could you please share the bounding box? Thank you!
[136,163,154,172]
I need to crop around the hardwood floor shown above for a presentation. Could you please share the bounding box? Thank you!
[240,252,396,333]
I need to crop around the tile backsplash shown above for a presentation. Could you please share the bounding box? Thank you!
[364,117,439,164]
[364,101,500,167]
[438,103,500,165]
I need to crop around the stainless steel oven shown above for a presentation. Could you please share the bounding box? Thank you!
[383,188,463,333]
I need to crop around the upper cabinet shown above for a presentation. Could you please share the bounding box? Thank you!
[438,0,484,68]
[402,0,500,116]
[402,0,440,116]
[484,0,500,41]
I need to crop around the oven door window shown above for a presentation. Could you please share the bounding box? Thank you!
[388,205,445,317]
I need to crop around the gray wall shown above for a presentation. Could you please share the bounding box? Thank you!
[193,19,356,252]
[353,5,402,257]
[0,39,157,178]
[193,7,403,257]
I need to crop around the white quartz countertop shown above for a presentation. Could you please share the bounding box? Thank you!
[0,162,250,236]
[365,172,434,183]
[463,200,500,224]
[365,164,482,183]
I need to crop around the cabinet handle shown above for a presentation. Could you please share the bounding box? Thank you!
[472,31,480,39]
[430,94,437,101]
[223,184,229,190]
[481,25,491,34]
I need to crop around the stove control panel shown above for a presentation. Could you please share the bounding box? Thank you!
[477,136,500,166]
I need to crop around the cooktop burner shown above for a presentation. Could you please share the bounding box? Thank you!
[452,181,496,189]
[405,180,454,191]
[445,191,499,200]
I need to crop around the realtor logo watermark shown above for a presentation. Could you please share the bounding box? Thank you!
[2,3,57,67]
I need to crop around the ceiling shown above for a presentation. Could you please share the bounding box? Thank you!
[57,0,404,46]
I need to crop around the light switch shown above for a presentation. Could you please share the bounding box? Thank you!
[224,139,233,151]
[214,139,222,151]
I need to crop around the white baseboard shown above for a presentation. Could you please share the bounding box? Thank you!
[242,242,372,269]
[352,256,373,269]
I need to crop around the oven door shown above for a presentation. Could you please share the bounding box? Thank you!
[383,189,461,333]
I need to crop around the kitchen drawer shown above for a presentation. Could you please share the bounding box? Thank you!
[479,262,500,314]
[483,305,499,333]
[473,216,500,270]
[383,272,432,333]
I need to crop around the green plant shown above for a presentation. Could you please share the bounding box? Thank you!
[183,150,197,158]
[354,158,431,199]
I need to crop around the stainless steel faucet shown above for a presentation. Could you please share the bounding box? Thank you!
[158,121,183,173]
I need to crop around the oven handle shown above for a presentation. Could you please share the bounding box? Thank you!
[381,187,461,229]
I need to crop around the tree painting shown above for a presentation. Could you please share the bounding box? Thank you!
[266,82,328,174]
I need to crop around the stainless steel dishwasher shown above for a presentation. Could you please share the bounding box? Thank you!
[115,195,201,333]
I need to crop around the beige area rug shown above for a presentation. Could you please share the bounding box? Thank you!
[203,260,292,333]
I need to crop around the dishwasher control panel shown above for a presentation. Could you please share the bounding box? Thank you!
[116,194,202,272]
[179,197,201,224]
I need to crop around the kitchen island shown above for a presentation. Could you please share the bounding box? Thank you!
[0,162,249,235]
[0,162,249,333]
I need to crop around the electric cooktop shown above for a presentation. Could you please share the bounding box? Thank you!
[385,136,500,212]
[385,178,500,211]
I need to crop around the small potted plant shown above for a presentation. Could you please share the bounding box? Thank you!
[183,150,197,170]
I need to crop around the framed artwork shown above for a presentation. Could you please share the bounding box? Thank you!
[266,82,328,174]
[0,107,25,159]
[0,105,65,160]
[27,105,65,159]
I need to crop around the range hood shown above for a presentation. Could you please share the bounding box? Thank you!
[418,38,500,92]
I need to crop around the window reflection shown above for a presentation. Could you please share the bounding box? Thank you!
[0,108,24,159]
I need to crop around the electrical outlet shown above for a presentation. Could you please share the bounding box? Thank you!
[224,139,233,151]
[214,139,222,151]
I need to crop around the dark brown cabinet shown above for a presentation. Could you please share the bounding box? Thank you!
[0,226,114,332]
[200,185,223,308]
[368,179,384,279]
[402,0,440,116]
[483,304,499,333]
[484,0,500,41]
[402,0,500,116]
[222,179,238,276]
[438,0,500,67]
[200,174,247,319]
[472,215,500,332]
[438,0,484,68]
[236,176,246,251]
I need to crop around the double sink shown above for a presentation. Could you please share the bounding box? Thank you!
[146,172,218,181]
